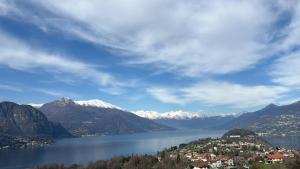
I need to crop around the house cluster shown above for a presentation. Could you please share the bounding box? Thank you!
[266,148,295,164]
[0,136,52,149]
[169,135,298,169]
[182,152,234,169]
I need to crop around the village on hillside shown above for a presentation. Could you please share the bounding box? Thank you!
[166,129,300,169]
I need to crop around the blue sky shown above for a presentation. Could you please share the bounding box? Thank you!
[0,0,300,114]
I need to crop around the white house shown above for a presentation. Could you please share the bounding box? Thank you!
[225,159,234,166]
[210,160,222,168]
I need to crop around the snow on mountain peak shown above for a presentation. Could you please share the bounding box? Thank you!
[74,99,121,109]
[28,103,44,108]
[133,110,207,120]
[28,99,121,109]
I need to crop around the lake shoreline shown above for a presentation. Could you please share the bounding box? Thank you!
[1,129,300,169]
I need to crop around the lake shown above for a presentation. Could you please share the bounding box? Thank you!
[1,130,299,169]
[264,136,300,150]
[0,129,225,169]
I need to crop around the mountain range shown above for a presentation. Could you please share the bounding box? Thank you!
[134,101,300,136]
[153,116,234,130]
[223,101,300,136]
[133,110,207,120]
[133,110,235,130]
[2,96,300,148]
[39,98,172,136]
[0,98,173,148]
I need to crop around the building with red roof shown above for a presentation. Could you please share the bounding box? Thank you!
[267,154,285,164]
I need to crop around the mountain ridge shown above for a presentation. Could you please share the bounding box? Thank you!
[223,101,300,136]
[0,101,73,149]
[0,101,72,138]
[30,98,121,109]
[39,98,173,136]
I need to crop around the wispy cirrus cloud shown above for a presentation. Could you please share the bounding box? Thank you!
[269,2,300,88]
[147,87,184,105]
[271,51,300,88]
[98,87,126,96]
[147,81,288,108]
[275,1,300,51]
[33,88,80,98]
[0,84,22,92]
[0,30,120,88]
[0,0,18,16]
[1,0,291,77]
[1,0,300,110]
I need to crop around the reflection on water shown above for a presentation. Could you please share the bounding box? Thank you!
[0,129,224,169]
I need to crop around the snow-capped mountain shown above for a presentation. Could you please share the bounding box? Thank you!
[28,103,44,108]
[133,110,208,120]
[133,110,236,129]
[39,98,172,136]
[74,99,121,109]
[29,98,121,109]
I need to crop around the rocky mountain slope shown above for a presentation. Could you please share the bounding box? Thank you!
[0,101,72,138]
[39,98,173,136]
[0,101,72,149]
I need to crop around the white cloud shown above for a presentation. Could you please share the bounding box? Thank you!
[0,0,18,16]
[269,2,300,88]
[0,30,119,87]
[148,81,288,108]
[3,0,289,77]
[98,87,125,96]
[34,88,80,98]
[275,98,300,106]
[147,87,184,105]
[1,0,299,110]
[276,1,300,51]
[271,52,300,87]
[0,84,22,92]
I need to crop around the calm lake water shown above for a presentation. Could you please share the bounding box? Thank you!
[0,129,225,169]
[264,136,300,150]
[1,130,299,169]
